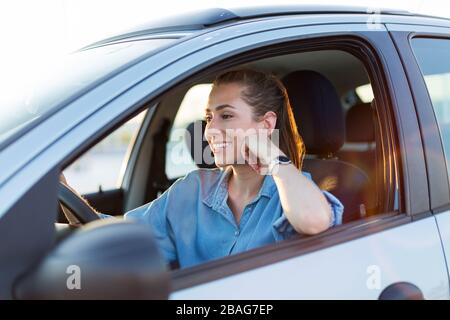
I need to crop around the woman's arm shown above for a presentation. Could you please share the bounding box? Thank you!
[243,134,335,235]
[271,163,332,235]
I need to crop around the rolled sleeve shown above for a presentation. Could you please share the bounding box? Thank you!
[272,213,296,240]
[322,190,344,227]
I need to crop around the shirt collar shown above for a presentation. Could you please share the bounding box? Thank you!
[202,166,277,209]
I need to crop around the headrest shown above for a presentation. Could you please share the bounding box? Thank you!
[282,70,345,155]
[345,102,375,143]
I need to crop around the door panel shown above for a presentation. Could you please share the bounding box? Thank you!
[171,217,449,299]
[164,24,446,299]
[436,213,450,284]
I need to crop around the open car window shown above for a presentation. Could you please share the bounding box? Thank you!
[60,44,392,275]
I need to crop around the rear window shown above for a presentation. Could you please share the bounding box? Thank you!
[0,38,174,147]
[412,37,450,178]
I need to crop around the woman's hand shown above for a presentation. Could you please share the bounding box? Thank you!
[240,130,283,175]
[240,130,333,235]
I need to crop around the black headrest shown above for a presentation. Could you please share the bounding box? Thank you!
[184,120,216,169]
[346,102,375,143]
[282,70,345,155]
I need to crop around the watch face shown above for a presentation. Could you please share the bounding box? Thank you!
[278,155,291,163]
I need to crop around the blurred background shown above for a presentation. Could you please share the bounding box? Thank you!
[1,0,448,193]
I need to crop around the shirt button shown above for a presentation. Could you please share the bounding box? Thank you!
[235,230,240,236]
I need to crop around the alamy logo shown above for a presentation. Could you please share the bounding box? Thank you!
[366,265,381,290]
[66,265,81,290]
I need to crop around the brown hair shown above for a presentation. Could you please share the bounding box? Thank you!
[212,69,305,170]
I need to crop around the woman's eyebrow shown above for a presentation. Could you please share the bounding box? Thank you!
[205,104,236,112]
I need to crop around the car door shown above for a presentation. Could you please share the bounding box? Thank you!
[1,14,448,299]
[389,24,450,286]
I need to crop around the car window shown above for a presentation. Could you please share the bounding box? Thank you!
[165,84,212,179]
[0,38,174,148]
[63,110,146,194]
[412,38,450,177]
[59,41,392,274]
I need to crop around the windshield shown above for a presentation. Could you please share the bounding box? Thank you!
[0,38,175,147]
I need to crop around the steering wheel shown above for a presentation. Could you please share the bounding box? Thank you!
[58,182,100,224]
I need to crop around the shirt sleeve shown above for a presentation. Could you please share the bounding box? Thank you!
[272,171,344,240]
[123,191,177,264]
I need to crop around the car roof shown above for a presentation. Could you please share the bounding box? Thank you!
[121,5,412,33]
[83,5,449,49]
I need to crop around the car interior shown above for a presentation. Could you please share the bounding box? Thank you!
[59,47,383,258]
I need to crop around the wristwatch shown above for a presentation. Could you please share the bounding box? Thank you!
[267,155,292,175]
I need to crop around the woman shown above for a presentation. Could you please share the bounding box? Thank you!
[62,69,344,269]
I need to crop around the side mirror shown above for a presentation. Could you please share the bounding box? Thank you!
[14,219,170,299]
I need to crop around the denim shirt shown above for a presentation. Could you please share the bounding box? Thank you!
[115,166,344,269]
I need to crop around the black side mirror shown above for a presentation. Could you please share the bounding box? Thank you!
[13,219,169,299]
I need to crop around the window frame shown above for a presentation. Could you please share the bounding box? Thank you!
[388,26,450,214]
[156,34,411,289]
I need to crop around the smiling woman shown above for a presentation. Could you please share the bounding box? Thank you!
[61,68,344,269]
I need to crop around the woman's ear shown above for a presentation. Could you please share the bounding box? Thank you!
[262,111,277,135]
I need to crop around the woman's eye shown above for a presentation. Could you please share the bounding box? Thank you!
[205,114,232,122]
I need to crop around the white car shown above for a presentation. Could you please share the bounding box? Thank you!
[1,5,450,300]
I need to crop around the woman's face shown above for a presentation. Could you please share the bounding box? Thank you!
[204,82,271,167]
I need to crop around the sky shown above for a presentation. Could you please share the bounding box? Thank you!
[0,0,448,86]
